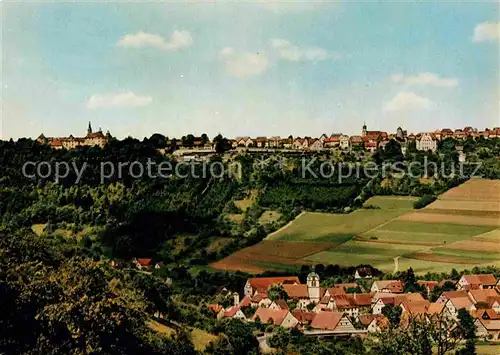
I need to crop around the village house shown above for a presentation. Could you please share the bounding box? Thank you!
[324,134,341,148]
[457,274,497,290]
[467,289,500,312]
[309,138,324,150]
[349,135,364,149]
[474,309,500,340]
[416,133,438,152]
[358,314,389,333]
[310,311,357,332]
[269,299,289,311]
[244,276,300,297]
[133,258,163,271]
[255,137,268,148]
[292,309,317,328]
[370,280,404,293]
[251,308,299,328]
[340,135,350,150]
[444,296,477,321]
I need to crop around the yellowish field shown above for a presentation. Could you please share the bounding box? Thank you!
[234,189,258,211]
[258,210,282,224]
[398,211,500,227]
[148,321,217,351]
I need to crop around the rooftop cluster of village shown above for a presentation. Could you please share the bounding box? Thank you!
[36,123,500,154]
[191,270,500,340]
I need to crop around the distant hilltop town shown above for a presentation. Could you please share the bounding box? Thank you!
[36,123,500,154]
[37,122,111,149]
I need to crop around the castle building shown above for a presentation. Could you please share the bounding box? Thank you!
[37,122,110,149]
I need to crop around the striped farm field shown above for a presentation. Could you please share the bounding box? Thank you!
[442,239,500,253]
[362,220,494,244]
[210,241,337,272]
[398,211,500,227]
[426,200,500,212]
[438,179,500,201]
[473,229,500,242]
[216,185,500,274]
[266,208,409,242]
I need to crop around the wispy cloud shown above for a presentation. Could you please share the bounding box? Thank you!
[117,30,193,51]
[87,92,153,109]
[220,47,268,78]
[271,38,336,62]
[472,22,500,43]
[391,73,458,88]
[384,91,434,112]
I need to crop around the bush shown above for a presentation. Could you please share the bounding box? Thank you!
[413,195,436,209]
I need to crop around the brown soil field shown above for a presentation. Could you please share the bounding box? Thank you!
[210,241,336,273]
[244,241,336,259]
[438,179,500,202]
[407,252,484,264]
[441,240,500,252]
[398,212,500,227]
[426,200,500,212]
[210,258,266,274]
[418,208,500,218]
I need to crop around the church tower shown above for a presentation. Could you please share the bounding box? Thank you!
[307,267,321,302]
[362,123,367,137]
[87,121,93,135]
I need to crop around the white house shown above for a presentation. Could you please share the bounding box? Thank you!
[416,133,438,152]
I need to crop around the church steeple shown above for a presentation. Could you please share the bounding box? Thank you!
[87,121,93,135]
[362,122,367,137]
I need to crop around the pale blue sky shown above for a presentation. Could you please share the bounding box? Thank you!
[1,1,499,139]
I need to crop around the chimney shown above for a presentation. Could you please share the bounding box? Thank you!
[233,292,240,307]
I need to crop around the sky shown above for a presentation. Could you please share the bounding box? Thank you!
[1,0,499,140]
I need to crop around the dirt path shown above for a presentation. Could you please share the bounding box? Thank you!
[265,211,305,239]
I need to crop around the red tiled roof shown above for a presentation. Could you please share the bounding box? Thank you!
[247,276,300,292]
[239,295,252,308]
[352,293,372,307]
[477,318,500,331]
[326,287,346,297]
[207,304,224,313]
[292,309,317,324]
[474,309,500,320]
[223,305,242,318]
[283,284,309,299]
[136,258,152,266]
[310,311,343,330]
[373,280,404,293]
[449,297,474,310]
[462,274,497,287]
[468,289,499,304]
[358,314,389,328]
[251,293,269,303]
[252,308,288,325]
[427,302,445,315]
[274,299,289,310]
[350,136,363,143]
[442,290,469,300]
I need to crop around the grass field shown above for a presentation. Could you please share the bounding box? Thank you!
[363,195,418,210]
[266,209,408,242]
[213,181,500,274]
[258,210,282,224]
